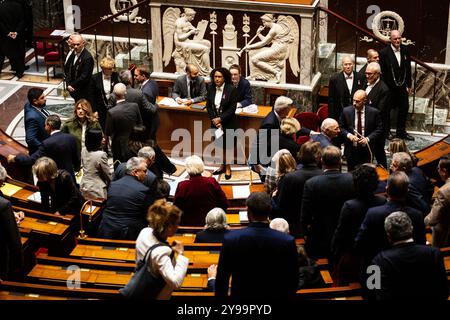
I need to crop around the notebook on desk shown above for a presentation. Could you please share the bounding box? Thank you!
[190,104,206,110]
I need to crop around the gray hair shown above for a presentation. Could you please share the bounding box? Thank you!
[321,118,338,132]
[185,155,204,176]
[270,218,289,234]
[126,157,146,174]
[113,83,127,98]
[367,62,381,74]
[0,164,6,181]
[118,70,132,86]
[204,207,228,230]
[341,55,354,65]
[392,152,413,172]
[274,96,293,113]
[138,146,155,161]
[387,171,409,199]
[384,211,413,242]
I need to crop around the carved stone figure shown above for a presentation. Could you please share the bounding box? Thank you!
[163,7,212,76]
[245,14,299,83]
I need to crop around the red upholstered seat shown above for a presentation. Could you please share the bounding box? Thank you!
[36,42,58,57]
[44,51,60,61]
[317,104,329,126]
[294,112,320,145]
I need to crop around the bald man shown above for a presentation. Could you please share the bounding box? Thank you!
[172,63,207,105]
[379,30,413,141]
[328,55,365,121]
[358,49,379,87]
[339,90,384,171]
[64,34,94,102]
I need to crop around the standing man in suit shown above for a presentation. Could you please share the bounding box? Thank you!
[0,0,25,79]
[98,157,153,240]
[425,155,450,247]
[301,146,355,259]
[372,211,448,300]
[229,64,252,109]
[24,88,50,154]
[172,63,207,105]
[64,34,94,102]
[90,57,119,131]
[379,30,414,141]
[134,66,159,140]
[105,83,142,163]
[8,115,80,182]
[357,49,379,87]
[328,55,364,121]
[215,192,298,299]
[206,67,238,180]
[340,90,384,171]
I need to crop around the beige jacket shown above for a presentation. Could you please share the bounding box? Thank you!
[425,178,450,247]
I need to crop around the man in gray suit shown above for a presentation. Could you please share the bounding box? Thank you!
[172,63,207,105]
[105,83,142,163]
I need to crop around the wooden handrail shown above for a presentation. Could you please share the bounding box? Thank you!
[317,6,438,74]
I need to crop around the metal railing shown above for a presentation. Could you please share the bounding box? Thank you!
[316,6,440,134]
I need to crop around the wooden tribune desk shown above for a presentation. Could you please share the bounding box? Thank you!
[156,97,272,158]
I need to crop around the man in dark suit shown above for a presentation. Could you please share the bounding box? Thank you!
[134,66,159,140]
[229,64,252,109]
[340,90,384,171]
[105,83,142,163]
[357,49,379,87]
[215,192,298,299]
[172,63,207,105]
[355,171,426,271]
[372,211,448,300]
[0,164,23,280]
[0,0,25,78]
[98,157,153,240]
[8,115,80,182]
[311,118,342,149]
[301,146,355,259]
[379,30,414,141]
[277,141,323,237]
[24,88,50,154]
[64,34,94,102]
[90,56,119,130]
[328,55,364,121]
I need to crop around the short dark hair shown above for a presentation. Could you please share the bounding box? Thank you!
[353,164,379,197]
[439,155,450,172]
[27,88,44,104]
[85,128,103,152]
[154,179,171,200]
[136,66,150,79]
[229,64,241,73]
[246,192,271,218]
[129,125,148,143]
[321,146,341,167]
[45,114,61,130]
[210,67,232,85]
[298,141,322,165]
[387,171,409,199]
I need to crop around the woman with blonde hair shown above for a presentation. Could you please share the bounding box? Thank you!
[61,99,102,157]
[133,199,189,300]
[279,117,301,159]
[388,138,418,166]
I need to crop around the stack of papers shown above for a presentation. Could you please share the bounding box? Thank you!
[239,211,249,223]
[27,192,42,203]
[232,185,250,199]
[242,104,258,114]
[159,97,185,107]
[0,183,22,197]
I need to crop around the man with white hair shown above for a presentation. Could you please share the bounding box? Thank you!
[372,211,448,300]
[63,33,94,102]
[379,30,414,141]
[328,55,364,121]
[312,118,341,148]
[98,157,153,240]
[105,83,142,163]
[270,218,290,234]
[357,49,379,86]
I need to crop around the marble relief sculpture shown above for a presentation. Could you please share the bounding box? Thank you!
[220,14,240,69]
[244,14,299,83]
[163,7,212,76]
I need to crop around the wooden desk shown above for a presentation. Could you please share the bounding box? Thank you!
[156,97,271,157]
[33,28,64,72]
[0,128,32,184]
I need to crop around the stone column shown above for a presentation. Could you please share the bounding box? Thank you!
[150,2,163,73]
[300,12,314,85]
[63,0,75,32]
[446,2,450,64]
[319,0,328,43]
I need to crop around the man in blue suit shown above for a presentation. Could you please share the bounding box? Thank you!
[229,64,252,109]
[134,66,159,140]
[8,115,80,182]
[24,88,50,154]
[215,192,298,300]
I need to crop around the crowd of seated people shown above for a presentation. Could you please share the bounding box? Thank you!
[1,33,449,300]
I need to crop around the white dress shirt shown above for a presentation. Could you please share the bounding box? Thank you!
[102,74,112,98]
[354,106,366,137]
[391,44,401,66]
[214,84,224,111]
[344,72,353,93]
[366,78,380,96]
[136,227,189,300]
